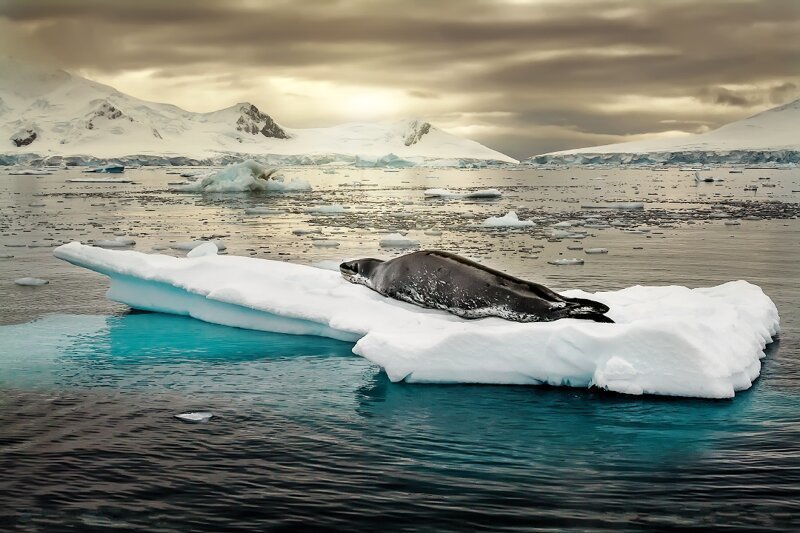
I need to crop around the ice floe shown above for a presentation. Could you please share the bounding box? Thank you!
[379,233,419,248]
[14,277,49,286]
[174,160,311,193]
[482,211,536,228]
[174,412,213,423]
[171,240,226,252]
[95,236,136,248]
[53,243,780,399]
[548,258,585,265]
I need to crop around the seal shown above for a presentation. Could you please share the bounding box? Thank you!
[340,250,613,323]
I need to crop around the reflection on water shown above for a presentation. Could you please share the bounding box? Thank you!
[1,312,799,529]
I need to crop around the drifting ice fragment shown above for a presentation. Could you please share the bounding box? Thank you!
[95,236,136,248]
[380,233,419,248]
[14,277,49,286]
[174,412,213,423]
[307,204,346,215]
[585,248,609,254]
[312,239,341,248]
[548,258,585,265]
[187,242,218,257]
[172,240,226,252]
[483,211,535,228]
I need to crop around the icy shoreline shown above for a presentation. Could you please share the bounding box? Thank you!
[53,243,780,399]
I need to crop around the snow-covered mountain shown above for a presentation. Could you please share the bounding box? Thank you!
[0,59,517,166]
[528,99,800,165]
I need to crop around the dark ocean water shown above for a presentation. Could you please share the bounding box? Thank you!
[1,166,799,530]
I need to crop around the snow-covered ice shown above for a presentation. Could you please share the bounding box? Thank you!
[14,277,49,286]
[174,160,311,193]
[53,243,780,399]
[379,233,419,248]
[174,412,213,423]
[171,240,226,252]
[95,236,136,248]
[186,242,219,257]
[482,211,536,228]
[548,258,585,265]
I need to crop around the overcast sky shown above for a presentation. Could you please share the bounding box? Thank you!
[1,0,798,158]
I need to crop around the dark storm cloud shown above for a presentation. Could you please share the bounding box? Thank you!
[1,0,798,158]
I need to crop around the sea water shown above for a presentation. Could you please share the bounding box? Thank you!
[0,166,799,529]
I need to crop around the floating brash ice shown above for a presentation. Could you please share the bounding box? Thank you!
[53,243,779,399]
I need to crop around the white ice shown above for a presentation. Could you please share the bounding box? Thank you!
[174,160,311,193]
[53,243,780,399]
[482,211,536,228]
[14,277,49,286]
[380,233,420,248]
[174,412,213,423]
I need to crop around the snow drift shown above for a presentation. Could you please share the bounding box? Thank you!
[53,243,779,399]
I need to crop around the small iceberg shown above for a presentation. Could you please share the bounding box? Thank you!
[95,236,136,248]
[174,412,213,423]
[482,211,536,228]
[307,204,346,215]
[174,160,311,193]
[53,243,780,399]
[548,258,584,265]
[171,240,226,252]
[380,233,419,248]
[14,277,49,286]
[585,248,609,254]
[84,164,125,174]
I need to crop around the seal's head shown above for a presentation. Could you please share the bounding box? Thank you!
[340,258,383,287]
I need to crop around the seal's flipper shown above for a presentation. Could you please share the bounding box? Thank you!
[565,296,610,314]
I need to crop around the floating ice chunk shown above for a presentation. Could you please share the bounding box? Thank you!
[380,233,419,248]
[549,229,575,239]
[172,240,226,252]
[292,228,322,235]
[28,202,46,207]
[552,221,574,228]
[187,242,218,257]
[585,248,609,254]
[15,277,49,286]
[483,211,535,228]
[567,245,583,251]
[174,412,213,423]
[95,236,136,248]
[724,220,742,226]
[312,239,341,248]
[548,258,585,265]
[307,204,346,215]
[0,254,13,259]
[174,160,310,193]
[424,229,443,236]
